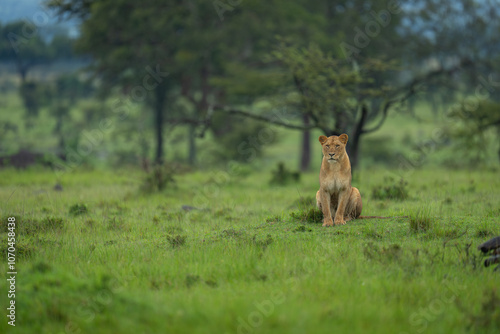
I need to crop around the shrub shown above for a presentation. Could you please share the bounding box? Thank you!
[372,177,409,200]
[269,162,300,186]
[166,234,187,248]
[290,208,323,224]
[140,164,176,193]
[69,203,88,216]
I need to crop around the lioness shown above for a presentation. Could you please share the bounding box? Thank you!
[316,134,362,226]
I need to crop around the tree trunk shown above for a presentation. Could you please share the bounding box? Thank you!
[55,113,65,151]
[300,114,311,171]
[154,83,167,165]
[348,105,368,171]
[188,123,197,165]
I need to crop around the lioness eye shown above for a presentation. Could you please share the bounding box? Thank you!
[336,145,340,148]
[326,145,330,148]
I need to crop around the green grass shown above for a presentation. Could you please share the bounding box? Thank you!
[0,167,499,334]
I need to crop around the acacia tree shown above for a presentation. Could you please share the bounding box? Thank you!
[213,0,496,171]
[214,42,470,170]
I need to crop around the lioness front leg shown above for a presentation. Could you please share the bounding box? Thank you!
[319,190,334,227]
[334,189,350,225]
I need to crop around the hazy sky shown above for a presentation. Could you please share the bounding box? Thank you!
[0,0,79,36]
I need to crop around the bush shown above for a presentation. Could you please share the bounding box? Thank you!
[140,164,176,193]
[69,203,88,216]
[166,234,187,248]
[269,162,300,186]
[209,114,276,163]
[372,177,409,200]
[290,207,323,224]
[409,207,432,232]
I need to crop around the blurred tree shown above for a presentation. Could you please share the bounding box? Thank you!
[47,73,95,151]
[48,0,187,164]
[212,0,497,170]
[400,0,500,103]
[0,21,53,82]
[447,100,500,164]
[48,0,328,166]
[47,0,499,170]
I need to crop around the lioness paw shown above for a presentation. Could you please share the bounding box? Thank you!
[322,220,334,227]
[334,219,346,226]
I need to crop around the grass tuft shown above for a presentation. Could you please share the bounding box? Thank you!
[69,203,88,216]
[409,207,433,232]
[290,207,323,224]
[372,177,409,200]
[294,225,312,232]
[166,234,187,248]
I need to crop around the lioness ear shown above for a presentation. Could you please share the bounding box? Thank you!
[339,134,348,144]
[319,135,327,145]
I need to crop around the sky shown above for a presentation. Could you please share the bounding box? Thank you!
[0,0,79,36]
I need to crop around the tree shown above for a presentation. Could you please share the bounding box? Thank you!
[447,100,500,164]
[49,0,187,164]
[48,0,498,171]
[0,21,53,82]
[48,0,329,166]
[212,0,497,171]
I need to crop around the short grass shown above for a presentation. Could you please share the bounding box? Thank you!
[0,167,499,334]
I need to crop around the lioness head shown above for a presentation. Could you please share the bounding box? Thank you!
[319,134,348,162]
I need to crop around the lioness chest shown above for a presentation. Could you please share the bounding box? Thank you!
[320,163,350,192]
[321,175,349,194]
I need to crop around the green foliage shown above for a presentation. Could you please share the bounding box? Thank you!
[372,177,409,200]
[166,234,187,248]
[19,81,43,119]
[290,196,316,209]
[363,243,403,263]
[270,41,397,138]
[445,99,500,166]
[463,290,500,331]
[210,114,274,162]
[1,216,65,235]
[140,164,176,193]
[290,207,323,224]
[293,225,313,232]
[269,162,300,185]
[409,207,433,233]
[69,203,89,216]
[360,136,400,166]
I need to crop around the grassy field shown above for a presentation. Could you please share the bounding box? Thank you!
[1,165,499,334]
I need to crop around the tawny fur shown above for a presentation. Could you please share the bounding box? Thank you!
[316,134,362,226]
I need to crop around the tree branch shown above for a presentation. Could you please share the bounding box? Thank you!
[362,58,473,134]
[211,105,317,131]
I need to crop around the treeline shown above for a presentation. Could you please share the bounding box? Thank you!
[1,0,500,170]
